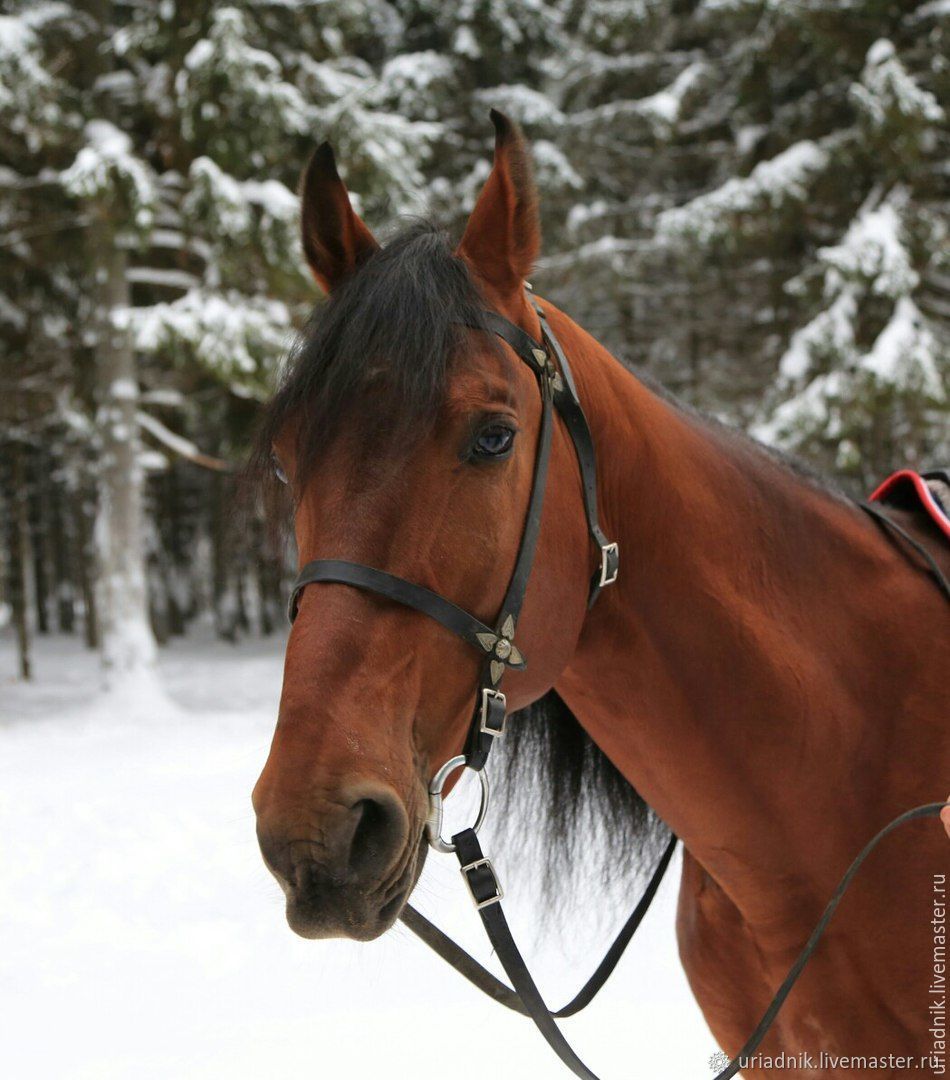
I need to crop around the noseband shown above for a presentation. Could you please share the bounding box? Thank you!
[285,297,948,1080]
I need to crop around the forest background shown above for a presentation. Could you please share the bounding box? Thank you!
[2,0,947,682]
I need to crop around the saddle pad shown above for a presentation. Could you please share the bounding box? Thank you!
[869,469,950,541]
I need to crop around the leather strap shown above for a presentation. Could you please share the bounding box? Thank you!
[534,306,617,606]
[466,368,555,770]
[453,827,601,1080]
[399,833,677,1017]
[287,561,524,667]
[474,304,619,608]
[860,501,950,602]
[448,804,946,1080]
[471,311,547,375]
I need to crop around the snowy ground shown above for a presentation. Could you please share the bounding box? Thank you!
[0,631,717,1080]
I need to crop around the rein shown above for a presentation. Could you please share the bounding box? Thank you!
[288,299,949,1078]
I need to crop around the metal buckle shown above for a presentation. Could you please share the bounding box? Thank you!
[460,857,504,909]
[599,541,620,587]
[479,687,507,738]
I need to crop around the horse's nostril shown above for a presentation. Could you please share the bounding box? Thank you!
[345,787,408,882]
[350,799,385,875]
[254,781,409,897]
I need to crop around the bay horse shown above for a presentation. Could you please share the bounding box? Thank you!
[252,112,950,1078]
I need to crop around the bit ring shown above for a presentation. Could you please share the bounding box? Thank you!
[425,755,490,854]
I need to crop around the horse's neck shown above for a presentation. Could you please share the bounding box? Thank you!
[558,339,939,929]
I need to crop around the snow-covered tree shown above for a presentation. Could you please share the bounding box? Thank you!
[530,1,949,489]
[2,0,947,685]
[62,118,161,681]
[751,37,948,485]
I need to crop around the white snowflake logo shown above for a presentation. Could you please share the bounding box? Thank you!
[708,1049,731,1073]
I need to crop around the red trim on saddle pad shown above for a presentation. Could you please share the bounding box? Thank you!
[869,470,950,540]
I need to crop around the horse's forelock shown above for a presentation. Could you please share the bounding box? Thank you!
[251,221,498,496]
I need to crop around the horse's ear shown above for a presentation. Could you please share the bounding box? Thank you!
[457,110,540,296]
[299,142,379,293]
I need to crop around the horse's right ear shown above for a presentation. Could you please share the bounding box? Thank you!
[299,143,379,293]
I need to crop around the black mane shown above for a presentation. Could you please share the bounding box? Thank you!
[490,691,669,917]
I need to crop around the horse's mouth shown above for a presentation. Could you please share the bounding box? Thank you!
[283,831,428,941]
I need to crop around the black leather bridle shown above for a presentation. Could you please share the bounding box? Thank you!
[290,299,619,774]
[287,298,947,1080]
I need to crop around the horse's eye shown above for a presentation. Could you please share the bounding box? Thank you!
[473,424,516,459]
[271,454,288,484]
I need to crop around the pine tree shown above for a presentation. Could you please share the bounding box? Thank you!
[2,0,947,683]
[526,0,949,493]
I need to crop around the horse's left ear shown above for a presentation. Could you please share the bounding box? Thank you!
[457,110,540,297]
[299,142,379,293]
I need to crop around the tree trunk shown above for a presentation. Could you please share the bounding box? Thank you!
[50,476,75,634]
[30,452,51,635]
[73,484,99,650]
[8,444,33,680]
[89,214,157,682]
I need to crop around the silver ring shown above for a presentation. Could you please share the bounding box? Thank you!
[425,755,490,854]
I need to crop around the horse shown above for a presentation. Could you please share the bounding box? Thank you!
[251,112,950,1078]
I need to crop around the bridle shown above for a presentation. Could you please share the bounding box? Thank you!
[286,296,947,1080]
[289,297,619,792]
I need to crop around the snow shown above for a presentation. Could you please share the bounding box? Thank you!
[140,388,185,407]
[777,290,857,383]
[865,39,894,66]
[126,266,201,291]
[0,289,26,329]
[0,632,717,1079]
[478,84,565,127]
[818,195,918,299]
[453,26,480,59]
[176,7,312,140]
[320,107,442,214]
[531,139,584,191]
[0,13,30,52]
[758,182,945,451]
[658,140,829,247]
[109,377,138,401]
[129,289,291,388]
[914,0,950,17]
[851,39,944,130]
[571,62,708,138]
[60,120,158,228]
[186,156,251,239]
[242,178,298,222]
[379,51,455,117]
[861,295,945,398]
[0,10,63,146]
[183,38,214,72]
[753,369,846,447]
[297,54,369,103]
[184,157,298,270]
[136,410,204,460]
[542,235,639,272]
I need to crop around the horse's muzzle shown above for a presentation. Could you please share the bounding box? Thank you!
[254,780,412,940]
